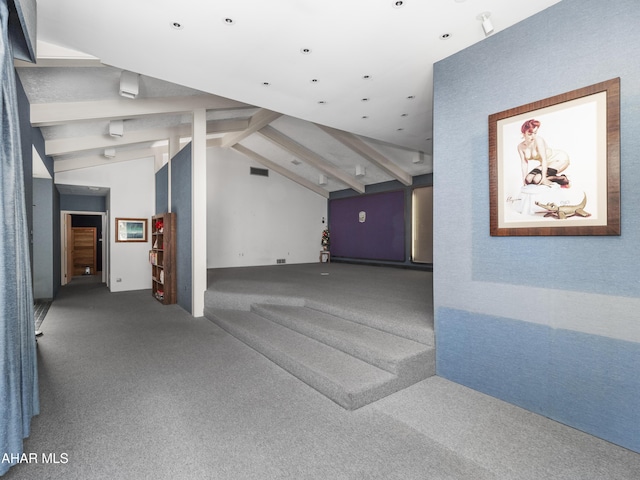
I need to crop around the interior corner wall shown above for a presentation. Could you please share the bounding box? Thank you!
[15,72,33,278]
[329,175,433,268]
[32,125,60,298]
[55,157,155,293]
[433,0,640,453]
[170,144,192,313]
[206,147,327,268]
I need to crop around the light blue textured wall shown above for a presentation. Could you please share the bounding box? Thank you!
[171,144,192,314]
[433,0,640,452]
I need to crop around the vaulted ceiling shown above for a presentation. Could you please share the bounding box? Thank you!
[17,0,561,196]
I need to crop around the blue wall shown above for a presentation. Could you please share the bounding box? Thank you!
[60,194,105,212]
[170,145,192,314]
[433,0,640,452]
[155,163,168,215]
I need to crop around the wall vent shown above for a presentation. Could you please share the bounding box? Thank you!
[250,167,269,177]
[276,258,286,264]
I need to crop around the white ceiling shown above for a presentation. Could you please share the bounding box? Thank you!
[16,0,561,196]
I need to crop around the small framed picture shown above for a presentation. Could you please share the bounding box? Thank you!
[489,78,620,236]
[115,218,148,242]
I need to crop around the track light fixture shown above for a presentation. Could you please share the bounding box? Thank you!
[104,148,116,158]
[119,71,139,99]
[318,174,328,185]
[477,12,494,36]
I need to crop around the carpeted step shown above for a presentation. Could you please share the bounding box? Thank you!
[250,304,433,378]
[206,308,407,410]
[305,298,433,346]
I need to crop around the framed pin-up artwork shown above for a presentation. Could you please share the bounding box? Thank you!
[115,218,148,242]
[489,77,620,236]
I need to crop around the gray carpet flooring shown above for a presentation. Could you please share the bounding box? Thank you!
[5,269,640,479]
[204,263,435,409]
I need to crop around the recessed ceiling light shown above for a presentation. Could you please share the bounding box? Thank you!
[310,78,319,83]
[393,1,404,8]
[397,128,404,131]
[301,48,312,55]
[291,159,301,165]
[407,95,416,99]
[318,100,327,104]
[361,98,370,102]
[401,113,409,117]
[262,82,270,86]
[222,18,235,25]
[362,116,369,119]
[362,75,372,80]
[171,21,183,30]
[440,33,451,40]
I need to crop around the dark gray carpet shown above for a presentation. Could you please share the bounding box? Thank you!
[5,269,640,479]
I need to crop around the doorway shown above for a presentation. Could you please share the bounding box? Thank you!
[61,212,108,286]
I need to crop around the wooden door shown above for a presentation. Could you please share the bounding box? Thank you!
[72,227,97,276]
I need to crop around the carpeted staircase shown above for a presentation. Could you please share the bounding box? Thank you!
[204,290,435,410]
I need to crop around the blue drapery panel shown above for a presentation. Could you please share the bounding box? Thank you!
[0,0,39,475]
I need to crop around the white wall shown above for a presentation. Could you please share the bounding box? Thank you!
[207,147,327,268]
[55,157,155,292]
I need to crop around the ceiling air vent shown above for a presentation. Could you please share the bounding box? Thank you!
[250,167,269,177]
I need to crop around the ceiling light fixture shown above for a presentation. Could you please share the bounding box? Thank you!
[318,100,327,105]
[310,78,319,83]
[440,33,451,40]
[291,159,302,165]
[355,165,366,177]
[301,48,312,55]
[103,148,116,159]
[477,12,494,36]
[170,21,183,30]
[119,71,139,99]
[407,95,415,99]
[393,1,404,8]
[318,174,328,185]
[361,98,370,102]
[222,18,235,25]
[262,82,270,86]
[362,75,372,80]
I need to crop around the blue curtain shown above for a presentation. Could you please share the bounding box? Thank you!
[0,0,39,475]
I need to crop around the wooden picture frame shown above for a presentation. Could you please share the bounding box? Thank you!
[115,218,148,242]
[489,78,620,236]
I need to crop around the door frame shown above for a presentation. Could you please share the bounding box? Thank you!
[61,211,109,286]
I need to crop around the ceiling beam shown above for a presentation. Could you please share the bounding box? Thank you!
[315,124,413,186]
[15,58,104,68]
[54,148,156,173]
[257,125,365,194]
[220,109,282,148]
[231,144,329,199]
[31,95,253,127]
[45,118,249,156]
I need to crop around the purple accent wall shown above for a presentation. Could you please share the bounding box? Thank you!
[329,190,405,261]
